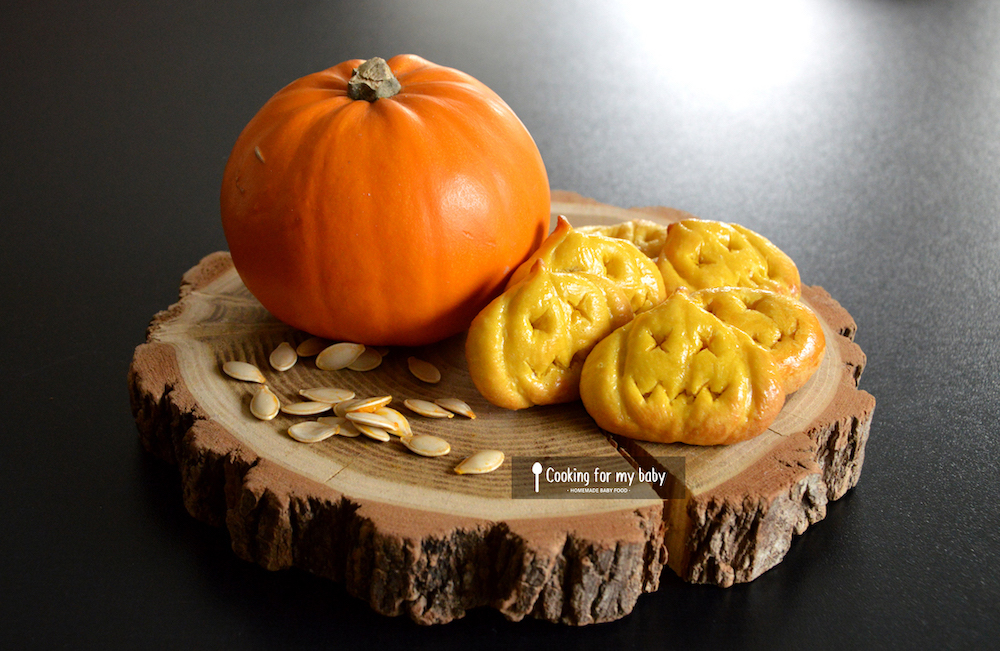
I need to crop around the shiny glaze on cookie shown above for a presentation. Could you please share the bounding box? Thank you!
[579,292,785,445]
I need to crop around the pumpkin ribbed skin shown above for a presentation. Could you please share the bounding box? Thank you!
[221,54,550,346]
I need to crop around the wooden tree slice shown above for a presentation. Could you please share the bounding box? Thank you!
[129,191,875,624]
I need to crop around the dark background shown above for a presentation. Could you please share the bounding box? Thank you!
[3,0,998,648]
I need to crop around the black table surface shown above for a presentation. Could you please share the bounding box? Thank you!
[4,1,998,648]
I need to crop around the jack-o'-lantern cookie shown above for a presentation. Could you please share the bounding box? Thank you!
[507,216,666,313]
[579,292,785,445]
[688,287,826,393]
[467,260,634,410]
[578,218,670,259]
[657,220,801,298]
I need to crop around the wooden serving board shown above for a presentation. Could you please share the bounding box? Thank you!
[129,191,875,625]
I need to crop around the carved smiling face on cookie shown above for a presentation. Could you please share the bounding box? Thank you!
[507,216,666,313]
[579,292,785,445]
[688,287,826,394]
[657,220,801,298]
[467,260,634,410]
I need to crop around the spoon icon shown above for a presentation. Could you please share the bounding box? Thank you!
[531,462,542,493]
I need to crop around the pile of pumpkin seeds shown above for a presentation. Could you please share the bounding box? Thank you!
[221,339,504,475]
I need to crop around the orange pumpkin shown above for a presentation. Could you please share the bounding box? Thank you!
[220,55,550,346]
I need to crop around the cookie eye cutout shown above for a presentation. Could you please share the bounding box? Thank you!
[507,216,666,313]
[578,218,670,259]
[656,220,801,298]
[579,292,785,445]
[467,260,634,410]
[688,287,826,394]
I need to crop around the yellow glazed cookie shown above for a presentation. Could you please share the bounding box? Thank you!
[467,260,634,410]
[507,216,666,313]
[657,220,801,297]
[578,218,669,259]
[579,292,785,445]
[688,287,826,393]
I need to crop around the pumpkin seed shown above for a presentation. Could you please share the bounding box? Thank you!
[402,434,451,457]
[454,450,505,475]
[340,422,362,438]
[222,360,266,383]
[354,422,391,442]
[280,401,332,416]
[299,387,355,404]
[404,398,454,419]
[319,416,361,438]
[407,357,442,383]
[333,398,365,417]
[269,342,297,371]
[332,395,391,417]
[349,395,393,412]
[345,410,398,432]
[316,342,366,370]
[254,146,265,163]
[249,385,281,421]
[373,346,391,357]
[296,337,329,357]
[288,420,338,443]
[347,347,383,371]
[434,398,476,419]
[375,407,412,437]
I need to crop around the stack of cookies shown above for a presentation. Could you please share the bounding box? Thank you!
[465,215,826,446]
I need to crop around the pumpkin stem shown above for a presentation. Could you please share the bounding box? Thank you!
[348,57,401,101]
